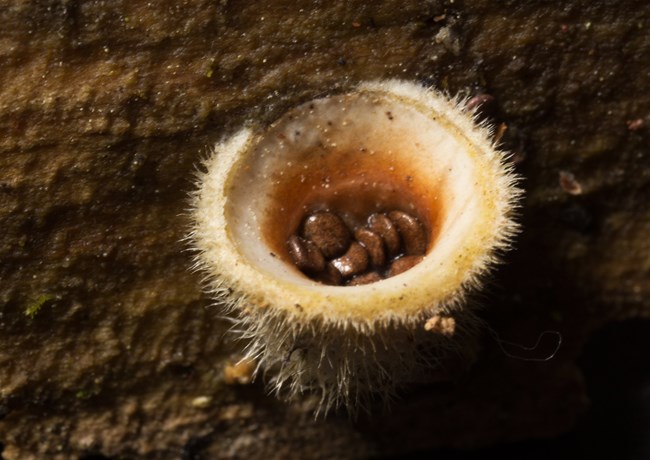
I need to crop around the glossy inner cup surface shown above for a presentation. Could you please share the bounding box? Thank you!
[225,92,476,288]
[264,145,441,264]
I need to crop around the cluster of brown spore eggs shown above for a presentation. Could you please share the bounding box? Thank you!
[287,209,427,286]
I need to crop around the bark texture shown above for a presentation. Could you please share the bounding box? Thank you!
[1,0,648,458]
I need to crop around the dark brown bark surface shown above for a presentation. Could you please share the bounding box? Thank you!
[1,1,648,458]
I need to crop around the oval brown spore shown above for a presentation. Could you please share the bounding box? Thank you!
[354,228,386,267]
[368,213,401,259]
[388,210,427,256]
[302,210,351,259]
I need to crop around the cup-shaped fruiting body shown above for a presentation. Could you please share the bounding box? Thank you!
[190,80,520,414]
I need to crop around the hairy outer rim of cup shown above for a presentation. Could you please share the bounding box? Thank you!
[191,80,520,329]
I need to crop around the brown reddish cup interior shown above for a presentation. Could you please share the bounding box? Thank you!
[263,147,445,268]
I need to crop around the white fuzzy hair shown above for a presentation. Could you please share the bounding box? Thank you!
[188,80,521,415]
